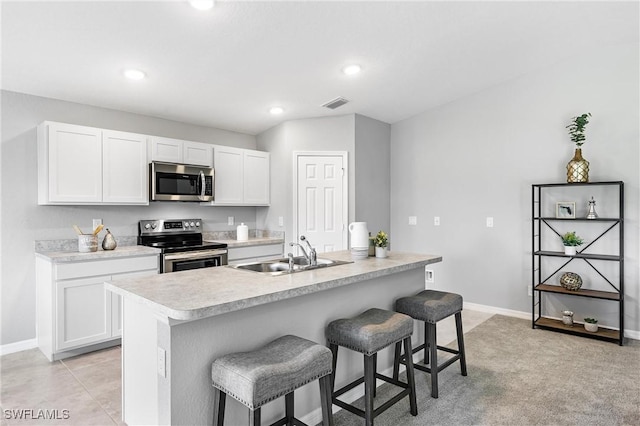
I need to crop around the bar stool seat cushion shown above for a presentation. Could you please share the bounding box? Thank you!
[211,335,332,410]
[395,290,463,324]
[326,308,413,356]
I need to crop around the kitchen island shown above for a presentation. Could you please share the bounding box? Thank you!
[106,250,441,425]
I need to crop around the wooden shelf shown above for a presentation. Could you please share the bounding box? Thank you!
[534,250,621,261]
[534,284,620,301]
[534,317,620,342]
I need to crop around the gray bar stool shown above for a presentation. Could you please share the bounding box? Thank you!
[393,289,467,398]
[211,335,333,426]
[326,308,417,426]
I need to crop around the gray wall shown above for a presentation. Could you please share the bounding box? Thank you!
[256,115,356,248]
[1,90,258,346]
[355,114,391,240]
[389,43,639,334]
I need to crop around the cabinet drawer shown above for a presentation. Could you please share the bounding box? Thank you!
[56,256,158,280]
[227,244,283,261]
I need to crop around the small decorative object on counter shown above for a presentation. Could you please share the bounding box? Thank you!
[560,271,583,291]
[374,230,388,258]
[368,233,375,256]
[102,228,117,250]
[586,196,599,219]
[561,231,584,256]
[562,310,574,326]
[78,234,98,253]
[237,223,248,241]
[565,112,592,183]
[583,317,598,332]
[349,222,369,260]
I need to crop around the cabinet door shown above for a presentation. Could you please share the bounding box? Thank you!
[103,130,149,204]
[55,276,112,350]
[213,146,244,204]
[243,150,270,205]
[150,137,183,163]
[110,269,158,338]
[44,122,102,203]
[183,141,213,167]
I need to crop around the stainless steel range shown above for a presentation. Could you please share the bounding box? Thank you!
[138,219,228,273]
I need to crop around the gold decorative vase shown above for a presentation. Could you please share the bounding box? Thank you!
[566,148,589,183]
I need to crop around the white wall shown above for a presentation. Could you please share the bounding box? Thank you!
[0,90,258,346]
[390,43,639,335]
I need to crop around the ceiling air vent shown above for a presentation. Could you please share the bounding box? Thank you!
[322,97,349,110]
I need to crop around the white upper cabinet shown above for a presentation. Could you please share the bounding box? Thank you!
[149,136,213,167]
[38,122,149,205]
[210,146,270,206]
[103,130,148,203]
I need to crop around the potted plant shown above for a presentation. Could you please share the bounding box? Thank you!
[374,230,388,258]
[561,231,584,256]
[566,112,592,182]
[583,317,598,332]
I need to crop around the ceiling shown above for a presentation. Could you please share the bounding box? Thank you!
[2,1,638,135]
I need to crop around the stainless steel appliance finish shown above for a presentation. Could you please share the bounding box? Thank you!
[138,219,227,273]
[149,162,214,202]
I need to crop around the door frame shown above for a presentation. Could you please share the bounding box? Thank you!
[292,151,349,251]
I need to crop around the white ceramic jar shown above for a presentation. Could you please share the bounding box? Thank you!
[348,222,369,248]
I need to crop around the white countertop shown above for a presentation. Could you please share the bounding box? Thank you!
[106,250,442,322]
[207,236,284,248]
[36,245,160,262]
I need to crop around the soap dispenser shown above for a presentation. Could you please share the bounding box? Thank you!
[237,223,248,241]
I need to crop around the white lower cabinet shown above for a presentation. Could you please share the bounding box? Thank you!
[37,255,158,361]
[227,243,284,265]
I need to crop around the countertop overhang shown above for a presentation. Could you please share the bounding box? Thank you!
[106,250,442,322]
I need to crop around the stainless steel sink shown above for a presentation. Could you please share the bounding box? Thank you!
[230,256,352,276]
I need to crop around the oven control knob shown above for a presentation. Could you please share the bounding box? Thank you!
[190,222,196,227]
[144,223,150,229]
[195,221,200,227]
[184,222,189,228]
[151,223,157,229]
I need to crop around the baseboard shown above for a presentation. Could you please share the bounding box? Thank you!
[0,338,37,356]
[465,302,639,341]
[463,301,530,320]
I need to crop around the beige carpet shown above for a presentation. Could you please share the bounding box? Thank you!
[330,315,640,425]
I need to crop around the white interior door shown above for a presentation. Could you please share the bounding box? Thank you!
[295,153,347,253]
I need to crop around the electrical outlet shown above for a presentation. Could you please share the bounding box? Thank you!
[92,219,102,230]
[157,348,166,378]
[434,216,440,226]
[425,269,434,283]
[408,216,417,226]
[228,216,234,226]
[486,217,494,228]
[278,216,284,227]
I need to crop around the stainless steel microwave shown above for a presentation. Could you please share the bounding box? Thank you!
[149,162,214,202]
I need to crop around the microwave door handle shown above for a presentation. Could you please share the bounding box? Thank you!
[198,170,205,200]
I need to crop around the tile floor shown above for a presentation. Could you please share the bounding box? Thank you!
[0,309,494,425]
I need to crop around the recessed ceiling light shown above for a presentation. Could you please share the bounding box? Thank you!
[123,69,146,80]
[269,106,284,115]
[342,64,362,76]
[189,0,214,10]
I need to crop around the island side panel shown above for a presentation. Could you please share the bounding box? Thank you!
[168,267,425,426]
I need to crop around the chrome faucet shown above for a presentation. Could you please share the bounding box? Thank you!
[289,235,317,266]
[287,252,295,272]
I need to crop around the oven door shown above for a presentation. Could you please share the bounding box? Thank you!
[163,249,228,273]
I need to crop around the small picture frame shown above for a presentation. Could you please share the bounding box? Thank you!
[556,202,576,219]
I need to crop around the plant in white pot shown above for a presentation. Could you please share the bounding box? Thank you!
[561,231,584,256]
[374,231,388,258]
[583,317,598,332]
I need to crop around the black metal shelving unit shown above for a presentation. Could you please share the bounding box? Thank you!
[531,181,624,345]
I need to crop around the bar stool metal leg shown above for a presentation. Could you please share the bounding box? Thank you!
[455,312,467,376]
[392,341,402,380]
[364,354,375,426]
[428,321,438,398]
[319,375,334,426]
[212,388,226,426]
[285,392,294,426]
[424,323,430,364]
[402,336,418,416]
[329,343,338,393]
[250,408,260,426]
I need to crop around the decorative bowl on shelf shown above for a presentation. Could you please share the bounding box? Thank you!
[559,272,582,291]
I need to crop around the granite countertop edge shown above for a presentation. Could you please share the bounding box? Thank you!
[106,251,442,322]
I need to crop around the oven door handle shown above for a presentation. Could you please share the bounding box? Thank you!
[164,249,227,261]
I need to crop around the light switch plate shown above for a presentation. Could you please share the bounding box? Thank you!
[228,216,234,226]
[278,216,284,227]
[92,219,102,230]
[434,216,440,226]
[408,216,417,226]
[486,217,494,228]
